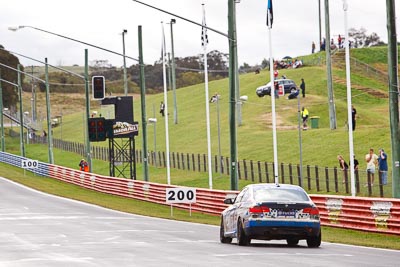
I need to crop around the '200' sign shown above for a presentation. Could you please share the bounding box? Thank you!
[166,188,196,204]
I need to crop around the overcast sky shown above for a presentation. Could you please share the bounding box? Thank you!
[1,0,398,67]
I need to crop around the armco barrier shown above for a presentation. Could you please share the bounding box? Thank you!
[0,152,399,236]
[312,195,400,235]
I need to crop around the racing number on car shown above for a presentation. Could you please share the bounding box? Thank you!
[166,188,196,204]
[21,159,39,169]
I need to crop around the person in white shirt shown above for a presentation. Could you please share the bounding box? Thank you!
[365,148,378,186]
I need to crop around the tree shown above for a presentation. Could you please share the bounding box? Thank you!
[261,58,269,69]
[348,27,385,48]
[0,45,22,109]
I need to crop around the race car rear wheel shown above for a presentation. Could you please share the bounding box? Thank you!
[237,219,250,246]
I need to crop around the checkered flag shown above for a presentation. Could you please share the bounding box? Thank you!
[201,5,208,48]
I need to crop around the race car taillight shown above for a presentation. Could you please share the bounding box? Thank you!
[249,206,270,213]
[303,207,320,219]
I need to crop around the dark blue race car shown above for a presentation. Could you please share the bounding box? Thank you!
[220,183,321,247]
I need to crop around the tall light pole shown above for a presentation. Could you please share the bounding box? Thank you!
[44,58,54,164]
[138,25,149,181]
[17,65,25,157]
[212,94,223,174]
[170,18,178,124]
[324,0,337,129]
[386,0,399,198]
[122,29,129,96]
[318,0,322,49]
[342,0,355,196]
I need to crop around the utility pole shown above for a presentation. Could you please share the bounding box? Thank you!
[324,0,337,129]
[122,29,128,96]
[318,0,322,48]
[386,0,399,198]
[170,19,178,124]
[17,64,25,158]
[138,25,149,181]
[228,0,238,190]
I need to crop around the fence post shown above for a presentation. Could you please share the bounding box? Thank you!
[306,165,311,190]
[221,156,225,174]
[325,167,330,192]
[257,161,262,183]
[186,153,190,171]
[226,157,230,175]
[344,169,349,194]
[243,160,248,180]
[250,160,255,182]
[203,154,207,172]
[355,170,360,193]
[237,161,242,180]
[173,152,177,169]
[192,153,195,171]
[265,162,269,183]
[367,171,372,196]
[297,164,301,186]
[181,153,185,170]
[378,171,384,197]
[315,165,320,191]
[214,155,218,173]
[333,166,339,193]
[280,163,285,184]
[288,163,293,184]
[198,154,201,172]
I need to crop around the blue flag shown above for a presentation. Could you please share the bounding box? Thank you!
[267,0,273,28]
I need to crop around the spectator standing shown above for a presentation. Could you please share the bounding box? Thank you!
[351,105,357,131]
[79,159,89,172]
[159,101,165,117]
[365,148,378,186]
[337,155,349,183]
[338,34,342,48]
[312,41,316,53]
[301,107,309,130]
[300,78,306,98]
[378,148,388,185]
[274,81,279,99]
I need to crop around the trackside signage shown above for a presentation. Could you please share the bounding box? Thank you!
[166,188,196,204]
[21,159,39,169]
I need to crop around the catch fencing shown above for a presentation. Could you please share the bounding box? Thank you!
[0,151,399,236]
[31,136,391,197]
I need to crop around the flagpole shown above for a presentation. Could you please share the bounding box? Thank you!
[343,0,355,196]
[202,4,213,190]
[269,30,279,184]
[267,0,279,184]
[161,22,171,185]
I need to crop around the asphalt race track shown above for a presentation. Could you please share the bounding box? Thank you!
[0,177,399,267]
